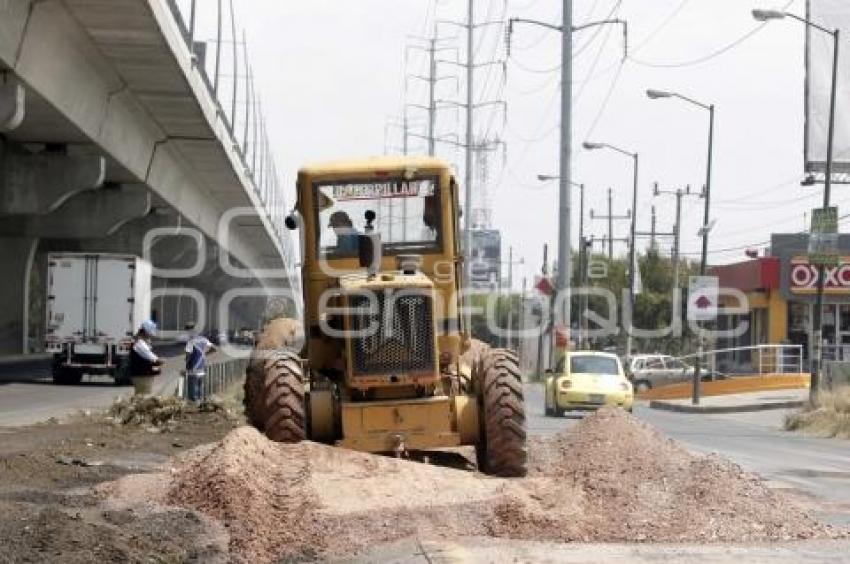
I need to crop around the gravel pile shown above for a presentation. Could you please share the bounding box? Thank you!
[516,407,834,543]
[102,408,843,562]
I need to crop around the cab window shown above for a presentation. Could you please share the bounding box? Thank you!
[315,176,442,258]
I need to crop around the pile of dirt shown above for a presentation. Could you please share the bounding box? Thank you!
[517,407,834,543]
[100,409,843,562]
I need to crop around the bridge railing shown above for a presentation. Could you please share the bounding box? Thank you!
[160,0,295,267]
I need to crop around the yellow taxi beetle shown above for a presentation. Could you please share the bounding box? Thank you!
[544,351,634,416]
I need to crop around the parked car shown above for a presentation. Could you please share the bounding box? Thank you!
[544,352,634,416]
[626,354,725,392]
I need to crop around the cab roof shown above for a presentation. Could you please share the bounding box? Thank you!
[298,155,452,178]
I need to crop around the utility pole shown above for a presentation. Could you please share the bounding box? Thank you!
[590,190,630,261]
[427,37,436,155]
[521,277,527,364]
[406,34,458,156]
[650,206,657,251]
[508,7,628,350]
[507,246,514,351]
[557,0,573,343]
[536,243,549,379]
[608,188,614,260]
[579,236,592,349]
[577,183,585,349]
[437,3,507,308]
[464,0,475,301]
[655,183,698,293]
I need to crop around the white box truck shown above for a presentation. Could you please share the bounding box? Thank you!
[45,253,153,385]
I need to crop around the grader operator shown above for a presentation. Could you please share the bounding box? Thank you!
[244,156,526,477]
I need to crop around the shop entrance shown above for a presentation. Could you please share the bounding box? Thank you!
[816,304,850,361]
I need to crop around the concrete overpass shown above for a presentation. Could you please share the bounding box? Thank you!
[0,0,299,354]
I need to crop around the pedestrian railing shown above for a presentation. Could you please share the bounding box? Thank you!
[677,344,805,376]
[178,357,248,402]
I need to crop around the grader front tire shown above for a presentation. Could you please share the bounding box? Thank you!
[477,349,527,477]
[245,351,306,443]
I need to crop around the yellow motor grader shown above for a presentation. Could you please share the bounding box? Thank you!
[244,156,526,476]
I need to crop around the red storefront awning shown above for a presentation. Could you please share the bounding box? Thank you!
[710,257,780,292]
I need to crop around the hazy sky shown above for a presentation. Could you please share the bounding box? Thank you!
[234,0,825,289]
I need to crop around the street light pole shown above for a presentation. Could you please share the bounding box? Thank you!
[752,8,840,403]
[583,142,639,358]
[646,88,715,404]
[811,27,839,402]
[629,153,639,360]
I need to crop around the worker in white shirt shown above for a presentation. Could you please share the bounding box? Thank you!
[130,320,163,379]
[184,323,216,404]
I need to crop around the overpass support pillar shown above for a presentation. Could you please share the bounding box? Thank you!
[206,292,221,335]
[0,237,38,355]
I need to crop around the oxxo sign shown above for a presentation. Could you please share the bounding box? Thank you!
[790,256,850,294]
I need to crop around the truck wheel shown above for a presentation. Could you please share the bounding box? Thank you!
[249,351,306,443]
[634,380,651,394]
[476,349,527,477]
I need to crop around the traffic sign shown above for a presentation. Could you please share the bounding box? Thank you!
[688,276,719,321]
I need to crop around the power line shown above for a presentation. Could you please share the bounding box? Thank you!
[582,60,625,140]
[628,0,795,69]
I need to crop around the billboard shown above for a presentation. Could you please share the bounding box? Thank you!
[806,0,850,173]
[470,229,502,289]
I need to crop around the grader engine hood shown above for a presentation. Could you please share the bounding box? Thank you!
[338,272,439,389]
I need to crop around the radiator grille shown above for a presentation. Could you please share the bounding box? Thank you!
[348,290,435,376]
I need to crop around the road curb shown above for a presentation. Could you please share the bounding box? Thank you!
[648,399,805,414]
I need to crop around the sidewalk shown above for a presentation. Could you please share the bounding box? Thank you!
[649,389,808,414]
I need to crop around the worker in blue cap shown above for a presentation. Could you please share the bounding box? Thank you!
[130,320,164,379]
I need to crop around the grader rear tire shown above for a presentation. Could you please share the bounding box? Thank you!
[476,349,527,477]
[245,351,306,443]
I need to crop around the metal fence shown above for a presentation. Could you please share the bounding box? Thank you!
[178,357,248,402]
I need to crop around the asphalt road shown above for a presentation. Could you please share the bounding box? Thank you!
[0,343,190,427]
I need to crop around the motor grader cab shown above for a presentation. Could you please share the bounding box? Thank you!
[244,156,526,477]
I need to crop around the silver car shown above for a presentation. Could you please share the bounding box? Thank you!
[626,354,695,393]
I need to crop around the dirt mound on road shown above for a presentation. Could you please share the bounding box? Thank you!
[101,409,842,562]
[519,407,832,543]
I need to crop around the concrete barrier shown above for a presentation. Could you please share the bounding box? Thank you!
[638,373,810,401]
